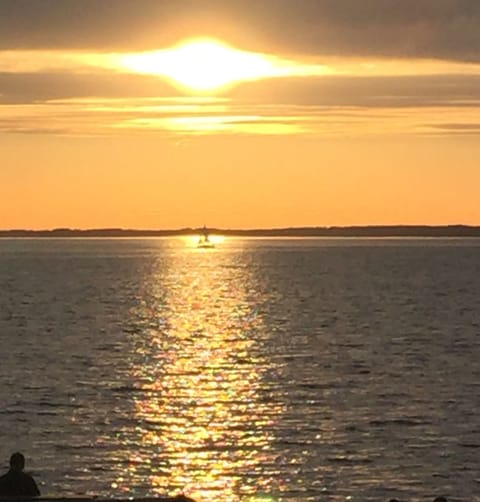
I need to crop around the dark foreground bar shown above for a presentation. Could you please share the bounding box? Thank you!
[0,498,196,502]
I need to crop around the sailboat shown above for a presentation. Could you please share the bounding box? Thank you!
[197,226,215,248]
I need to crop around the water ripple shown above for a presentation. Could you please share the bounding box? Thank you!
[1,238,480,500]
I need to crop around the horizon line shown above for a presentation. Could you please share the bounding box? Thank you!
[2,224,480,238]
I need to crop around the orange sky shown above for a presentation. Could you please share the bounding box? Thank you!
[2,133,480,229]
[1,1,480,229]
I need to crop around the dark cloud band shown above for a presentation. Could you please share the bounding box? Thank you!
[0,0,479,61]
[2,70,480,109]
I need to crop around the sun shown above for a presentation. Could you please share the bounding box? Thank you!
[117,38,324,93]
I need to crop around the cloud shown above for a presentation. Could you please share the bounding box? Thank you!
[428,123,480,135]
[3,69,480,109]
[1,71,480,137]
[0,0,479,62]
[0,71,181,104]
[232,74,480,109]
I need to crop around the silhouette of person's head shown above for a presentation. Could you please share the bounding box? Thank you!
[9,452,25,472]
[433,498,447,502]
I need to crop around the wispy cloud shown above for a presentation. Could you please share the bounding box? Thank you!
[2,91,480,137]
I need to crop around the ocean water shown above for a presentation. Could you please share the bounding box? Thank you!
[0,237,479,502]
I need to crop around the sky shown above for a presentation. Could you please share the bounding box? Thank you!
[1,0,480,230]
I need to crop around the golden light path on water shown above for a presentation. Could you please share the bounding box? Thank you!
[115,238,286,501]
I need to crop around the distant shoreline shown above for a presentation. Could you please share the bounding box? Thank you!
[2,225,480,238]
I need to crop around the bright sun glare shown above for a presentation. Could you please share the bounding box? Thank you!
[117,38,324,92]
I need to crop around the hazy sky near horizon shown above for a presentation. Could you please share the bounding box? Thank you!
[1,0,480,229]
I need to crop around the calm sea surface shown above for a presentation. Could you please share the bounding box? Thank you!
[0,238,479,502]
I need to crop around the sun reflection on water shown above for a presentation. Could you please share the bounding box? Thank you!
[118,243,284,501]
